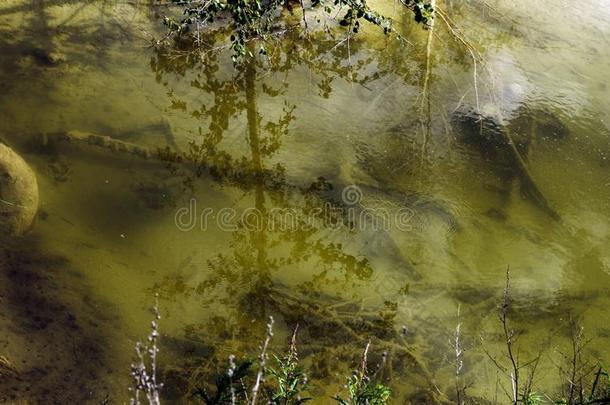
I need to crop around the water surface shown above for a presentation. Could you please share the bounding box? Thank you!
[1,0,609,402]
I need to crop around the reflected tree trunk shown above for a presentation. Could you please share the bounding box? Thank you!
[419,0,436,161]
[30,0,52,49]
[244,54,270,284]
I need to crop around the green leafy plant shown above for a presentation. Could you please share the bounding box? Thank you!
[523,392,543,405]
[409,0,434,25]
[191,357,253,404]
[268,325,311,405]
[130,286,610,404]
[333,342,391,405]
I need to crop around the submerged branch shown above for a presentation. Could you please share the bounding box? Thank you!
[503,126,561,220]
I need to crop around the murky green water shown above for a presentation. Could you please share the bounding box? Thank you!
[1,0,609,403]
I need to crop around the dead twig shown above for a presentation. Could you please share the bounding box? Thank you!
[250,316,274,405]
[499,267,519,405]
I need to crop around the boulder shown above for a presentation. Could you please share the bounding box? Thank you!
[0,143,39,237]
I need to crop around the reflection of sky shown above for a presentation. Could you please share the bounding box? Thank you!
[472,49,530,120]
[481,0,610,129]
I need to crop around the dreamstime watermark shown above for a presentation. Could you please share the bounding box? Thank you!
[174,185,415,232]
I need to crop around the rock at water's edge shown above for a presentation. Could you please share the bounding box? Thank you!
[0,143,39,237]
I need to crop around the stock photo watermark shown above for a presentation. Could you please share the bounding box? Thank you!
[174,185,416,233]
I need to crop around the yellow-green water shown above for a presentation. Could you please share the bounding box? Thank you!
[1,0,609,403]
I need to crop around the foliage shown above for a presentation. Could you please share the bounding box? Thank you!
[409,0,434,25]
[268,326,311,405]
[334,377,391,405]
[130,283,610,405]
[157,0,434,61]
[188,321,313,404]
[191,357,253,404]
[522,392,543,405]
[333,343,391,405]
[139,315,393,404]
